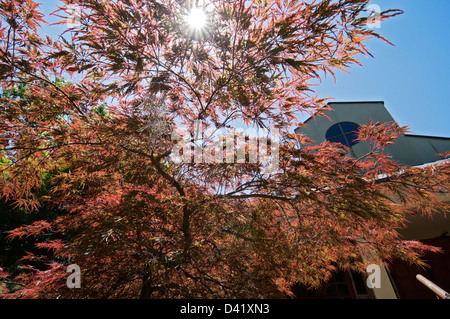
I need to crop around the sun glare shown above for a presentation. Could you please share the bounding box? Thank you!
[186,7,207,30]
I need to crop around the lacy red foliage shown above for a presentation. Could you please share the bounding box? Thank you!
[0,0,448,299]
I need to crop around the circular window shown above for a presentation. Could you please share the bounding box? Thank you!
[325,122,360,147]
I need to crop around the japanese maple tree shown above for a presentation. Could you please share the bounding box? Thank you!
[0,0,449,298]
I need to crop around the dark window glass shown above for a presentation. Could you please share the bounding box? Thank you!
[328,136,348,146]
[337,283,350,296]
[325,122,360,147]
[351,271,369,295]
[325,284,338,296]
[334,271,346,283]
[339,122,359,132]
[325,124,342,139]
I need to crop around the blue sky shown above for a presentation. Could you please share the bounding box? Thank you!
[314,0,450,137]
[38,0,450,137]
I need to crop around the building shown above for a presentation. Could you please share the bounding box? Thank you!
[293,101,450,299]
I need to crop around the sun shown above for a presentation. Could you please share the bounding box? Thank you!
[186,7,207,31]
